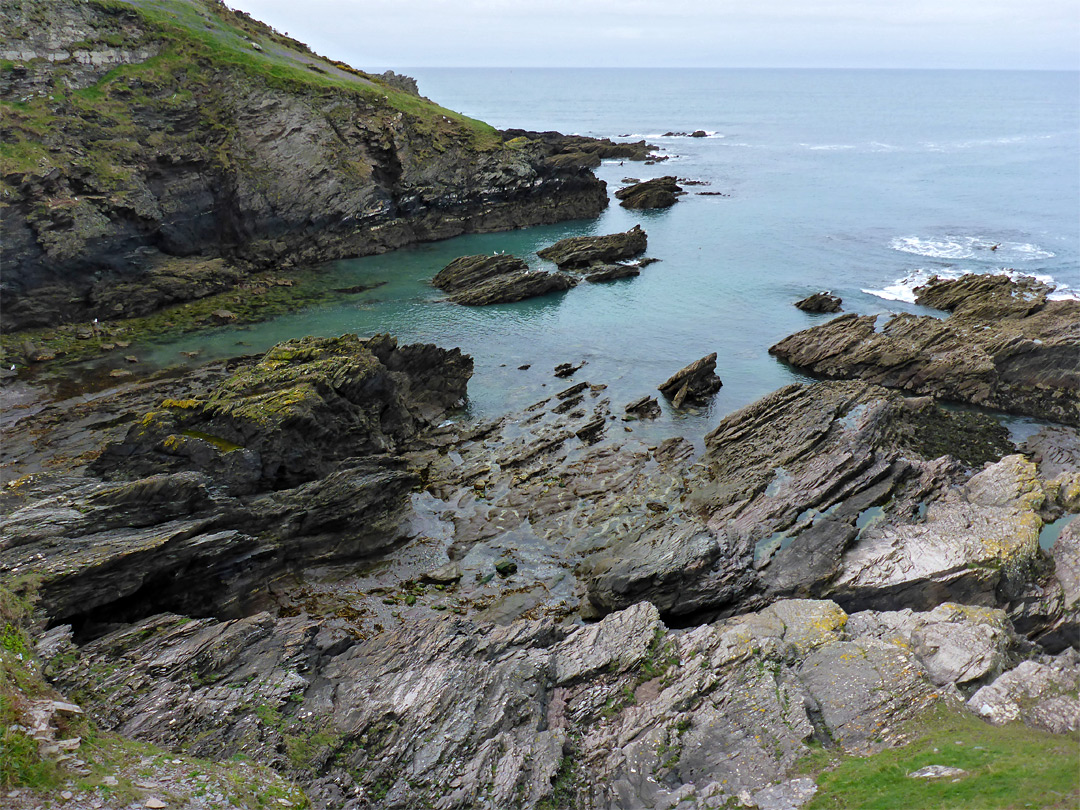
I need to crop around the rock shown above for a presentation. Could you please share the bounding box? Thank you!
[91,334,472,491]
[689,130,708,138]
[209,309,238,324]
[554,361,584,378]
[145,798,167,809]
[794,292,842,313]
[845,603,1013,690]
[494,558,518,577]
[502,129,657,161]
[537,226,647,269]
[431,253,576,305]
[422,562,463,585]
[585,263,640,283]
[657,353,722,406]
[615,176,683,209]
[432,254,529,292]
[770,274,1080,425]
[624,395,661,419]
[908,765,967,779]
[751,778,817,810]
[967,659,1080,733]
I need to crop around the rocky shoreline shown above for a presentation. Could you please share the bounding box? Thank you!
[2,271,1078,809]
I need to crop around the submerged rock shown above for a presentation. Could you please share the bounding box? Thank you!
[615,176,684,209]
[657,353,723,407]
[794,292,843,313]
[537,226,648,269]
[770,274,1080,425]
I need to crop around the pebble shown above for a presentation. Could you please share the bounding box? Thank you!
[60,790,73,800]
[145,798,167,809]
[103,776,118,786]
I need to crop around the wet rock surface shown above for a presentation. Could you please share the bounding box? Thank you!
[615,176,685,209]
[770,274,1080,425]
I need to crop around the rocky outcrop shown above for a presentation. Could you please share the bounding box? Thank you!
[615,176,684,209]
[431,253,576,305]
[537,225,648,269]
[1,0,610,331]
[585,263,640,283]
[657,353,723,407]
[794,292,842,313]
[91,334,471,490]
[585,381,1022,618]
[770,274,1080,425]
[502,128,658,163]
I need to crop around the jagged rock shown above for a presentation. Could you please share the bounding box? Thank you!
[431,254,576,305]
[91,334,472,491]
[689,130,707,138]
[615,176,684,209]
[432,254,529,292]
[770,274,1080,425]
[794,292,842,313]
[624,395,661,419]
[657,353,722,407]
[554,361,585,378]
[537,226,647,269]
[967,658,1080,733]
[588,381,1016,618]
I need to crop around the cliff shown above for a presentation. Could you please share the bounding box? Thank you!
[0,0,608,331]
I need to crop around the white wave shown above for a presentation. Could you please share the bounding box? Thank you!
[800,143,856,151]
[862,267,1080,304]
[890,235,1055,261]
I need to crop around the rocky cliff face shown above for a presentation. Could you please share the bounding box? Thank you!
[0,0,608,331]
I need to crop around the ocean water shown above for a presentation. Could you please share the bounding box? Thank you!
[139,69,1080,439]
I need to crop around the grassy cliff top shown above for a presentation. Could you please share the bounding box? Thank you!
[1,0,499,182]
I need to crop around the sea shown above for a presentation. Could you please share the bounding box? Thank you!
[139,69,1080,441]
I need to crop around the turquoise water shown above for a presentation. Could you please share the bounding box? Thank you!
[135,69,1079,436]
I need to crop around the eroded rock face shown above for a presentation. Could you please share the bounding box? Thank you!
[770,274,1080,425]
[615,176,684,209]
[537,226,648,269]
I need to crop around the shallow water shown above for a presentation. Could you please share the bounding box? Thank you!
[118,69,1079,439]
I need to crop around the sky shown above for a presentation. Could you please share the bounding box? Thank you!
[230,0,1080,70]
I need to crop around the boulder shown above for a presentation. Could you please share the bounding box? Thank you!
[624,395,661,419]
[431,254,529,292]
[537,226,647,269]
[794,292,842,313]
[615,176,684,209]
[657,353,722,407]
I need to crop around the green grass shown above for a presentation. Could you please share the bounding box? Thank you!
[804,705,1079,810]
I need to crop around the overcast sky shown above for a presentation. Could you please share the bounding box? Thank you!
[230,0,1079,70]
